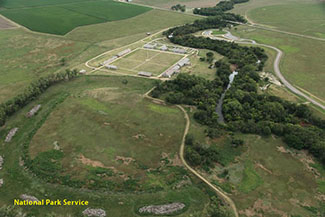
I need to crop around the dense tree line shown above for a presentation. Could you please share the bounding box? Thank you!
[223,66,325,164]
[152,73,223,126]
[157,16,325,166]
[171,4,186,12]
[193,0,249,18]
[164,18,267,70]
[0,69,78,126]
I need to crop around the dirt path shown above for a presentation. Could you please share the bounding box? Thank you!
[144,89,239,217]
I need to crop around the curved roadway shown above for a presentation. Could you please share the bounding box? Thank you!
[204,31,325,110]
[144,89,239,217]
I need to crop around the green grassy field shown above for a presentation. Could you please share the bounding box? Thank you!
[0,28,93,103]
[109,48,184,76]
[181,49,223,80]
[0,75,213,216]
[0,0,151,35]
[231,25,325,102]
[0,9,197,104]
[212,30,226,35]
[249,3,325,38]
[132,0,217,9]
[66,9,198,43]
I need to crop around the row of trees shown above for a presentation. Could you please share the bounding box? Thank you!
[0,69,78,126]
[157,16,325,166]
[193,0,249,18]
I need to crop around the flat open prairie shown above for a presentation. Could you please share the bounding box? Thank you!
[231,25,325,103]
[249,2,325,38]
[0,0,151,35]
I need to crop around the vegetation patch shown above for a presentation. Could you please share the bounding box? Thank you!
[0,0,151,35]
[238,161,263,193]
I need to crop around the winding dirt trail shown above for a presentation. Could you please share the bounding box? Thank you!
[144,89,239,217]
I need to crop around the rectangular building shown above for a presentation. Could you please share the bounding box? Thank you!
[117,48,131,57]
[138,71,152,77]
[106,65,118,70]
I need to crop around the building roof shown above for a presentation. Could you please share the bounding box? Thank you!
[144,43,157,49]
[177,58,190,67]
[106,65,117,69]
[172,48,186,54]
[160,45,168,50]
[138,71,152,77]
[117,48,131,57]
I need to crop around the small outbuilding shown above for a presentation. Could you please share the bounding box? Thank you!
[138,71,152,77]
[106,65,118,70]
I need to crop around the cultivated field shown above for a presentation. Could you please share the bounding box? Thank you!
[0,0,151,35]
[0,76,212,216]
[106,48,185,76]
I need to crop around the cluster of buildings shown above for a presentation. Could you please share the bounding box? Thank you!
[100,48,132,69]
[162,58,190,78]
[143,43,186,54]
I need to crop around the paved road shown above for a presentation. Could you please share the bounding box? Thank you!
[144,89,239,217]
[204,30,325,110]
[238,41,325,110]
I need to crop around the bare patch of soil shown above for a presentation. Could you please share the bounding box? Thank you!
[115,156,134,165]
[79,154,108,168]
[0,16,16,29]
[255,162,272,174]
[239,199,288,217]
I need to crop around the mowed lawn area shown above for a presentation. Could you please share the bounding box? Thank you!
[249,2,325,38]
[111,48,184,76]
[0,0,151,35]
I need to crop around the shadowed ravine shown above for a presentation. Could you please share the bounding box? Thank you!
[216,71,238,123]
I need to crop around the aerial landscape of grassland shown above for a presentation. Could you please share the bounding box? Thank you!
[230,0,320,17]
[0,0,151,35]
[132,0,217,9]
[186,108,324,216]
[66,9,198,43]
[110,48,184,76]
[0,9,196,104]
[231,26,325,102]
[248,2,325,38]
[0,28,91,103]
[0,75,213,216]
